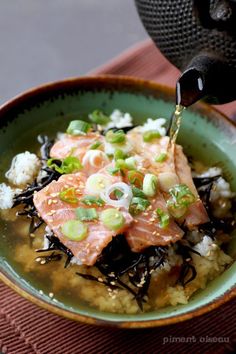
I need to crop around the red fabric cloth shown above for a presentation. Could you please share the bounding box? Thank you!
[1,39,236,354]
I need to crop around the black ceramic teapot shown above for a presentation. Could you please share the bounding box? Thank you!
[135,0,236,106]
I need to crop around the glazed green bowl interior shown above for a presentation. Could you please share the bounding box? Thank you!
[0,76,235,328]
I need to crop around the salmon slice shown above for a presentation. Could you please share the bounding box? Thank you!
[125,193,184,252]
[33,172,133,265]
[175,145,209,228]
[128,130,176,174]
[50,132,103,160]
[128,129,208,228]
[50,133,110,175]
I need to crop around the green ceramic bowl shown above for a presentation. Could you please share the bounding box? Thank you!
[0,76,235,328]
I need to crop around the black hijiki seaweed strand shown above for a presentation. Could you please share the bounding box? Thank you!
[176,241,200,287]
[175,173,235,286]
[12,135,62,239]
[99,125,136,136]
[193,175,236,239]
[12,167,61,238]
[193,175,221,215]
[35,251,63,265]
[36,234,73,268]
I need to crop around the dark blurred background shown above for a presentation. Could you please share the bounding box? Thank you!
[0,0,147,104]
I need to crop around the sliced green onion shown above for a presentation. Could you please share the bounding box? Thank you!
[156,208,170,228]
[129,197,150,215]
[47,158,62,172]
[155,153,167,163]
[105,130,126,144]
[169,184,196,207]
[124,157,136,170]
[59,187,79,204]
[114,149,127,161]
[167,200,187,219]
[100,208,125,231]
[143,130,161,142]
[66,120,91,136]
[76,207,98,221]
[85,173,112,196]
[115,159,127,171]
[47,156,82,174]
[81,195,104,207]
[167,184,196,218]
[61,220,88,241]
[89,141,102,150]
[127,170,144,189]
[132,186,147,199]
[143,173,158,197]
[107,166,121,175]
[108,156,136,175]
[89,110,110,125]
[61,156,82,174]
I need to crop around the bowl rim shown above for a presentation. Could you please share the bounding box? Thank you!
[0,74,235,329]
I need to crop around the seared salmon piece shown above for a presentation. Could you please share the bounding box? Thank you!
[33,172,133,265]
[175,145,209,228]
[125,193,184,252]
[50,133,109,175]
[128,130,176,174]
[128,129,209,228]
[50,132,103,159]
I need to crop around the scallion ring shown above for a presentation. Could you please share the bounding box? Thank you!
[129,197,150,215]
[85,173,113,196]
[89,141,102,150]
[100,208,125,231]
[66,120,91,136]
[143,173,158,197]
[143,130,161,142]
[81,195,104,207]
[155,153,167,163]
[156,208,170,228]
[61,220,88,241]
[105,130,126,144]
[47,156,82,174]
[127,170,144,189]
[59,187,79,204]
[114,149,127,161]
[75,207,98,221]
[88,110,110,125]
[124,156,137,170]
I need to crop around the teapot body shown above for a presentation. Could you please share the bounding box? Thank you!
[135,0,236,104]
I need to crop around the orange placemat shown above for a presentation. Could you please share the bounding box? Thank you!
[1,40,236,354]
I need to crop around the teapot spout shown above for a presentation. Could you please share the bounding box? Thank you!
[176,67,205,107]
[176,53,236,107]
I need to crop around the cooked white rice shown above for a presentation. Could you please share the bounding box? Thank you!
[139,118,167,136]
[5,151,40,186]
[195,167,235,202]
[106,109,133,129]
[0,183,21,209]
